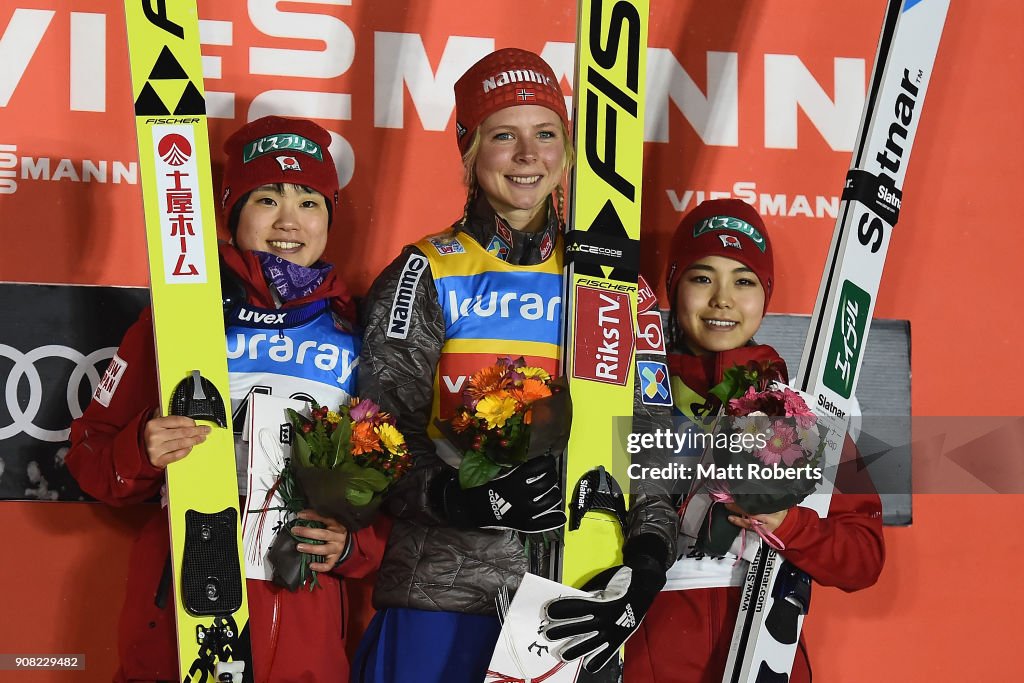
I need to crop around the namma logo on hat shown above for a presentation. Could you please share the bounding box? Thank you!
[481,68,554,94]
[693,215,767,253]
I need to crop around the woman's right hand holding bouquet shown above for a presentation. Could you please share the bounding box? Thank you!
[434,357,571,533]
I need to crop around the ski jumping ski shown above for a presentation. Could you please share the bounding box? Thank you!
[560,0,650,588]
[123,1,251,680]
[723,1,950,680]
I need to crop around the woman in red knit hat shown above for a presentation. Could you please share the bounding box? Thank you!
[352,48,677,682]
[623,198,885,682]
[67,116,388,683]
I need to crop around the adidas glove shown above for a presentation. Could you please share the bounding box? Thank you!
[543,534,668,673]
[442,455,566,533]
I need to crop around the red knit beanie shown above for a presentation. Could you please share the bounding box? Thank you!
[220,116,339,231]
[665,199,775,313]
[454,48,569,154]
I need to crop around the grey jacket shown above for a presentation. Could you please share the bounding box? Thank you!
[358,195,677,615]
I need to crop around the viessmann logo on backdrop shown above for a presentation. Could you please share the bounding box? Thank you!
[0,144,137,195]
[1,3,875,201]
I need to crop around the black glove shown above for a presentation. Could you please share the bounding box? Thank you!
[542,534,668,673]
[441,456,566,533]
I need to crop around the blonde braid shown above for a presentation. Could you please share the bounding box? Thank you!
[459,183,478,228]
[457,130,483,228]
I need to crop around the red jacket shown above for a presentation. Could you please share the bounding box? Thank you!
[67,244,388,683]
[624,345,885,683]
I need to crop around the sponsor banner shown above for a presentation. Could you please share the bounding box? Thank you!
[153,125,207,283]
[571,285,635,386]
[0,283,149,501]
[437,271,563,345]
[822,280,871,399]
[0,0,989,308]
[636,274,657,313]
[428,235,466,256]
[637,360,672,405]
[225,313,360,390]
[635,310,667,355]
[386,253,428,339]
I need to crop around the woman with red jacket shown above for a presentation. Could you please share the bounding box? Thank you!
[67,116,388,683]
[624,199,885,682]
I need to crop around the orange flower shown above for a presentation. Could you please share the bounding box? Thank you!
[350,421,379,455]
[511,378,551,407]
[450,409,473,433]
[465,364,510,402]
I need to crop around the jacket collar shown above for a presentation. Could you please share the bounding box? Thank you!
[454,193,560,266]
[667,344,787,399]
[218,242,356,324]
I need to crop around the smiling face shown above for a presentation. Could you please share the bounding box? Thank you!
[674,255,767,355]
[472,105,567,233]
[233,183,329,267]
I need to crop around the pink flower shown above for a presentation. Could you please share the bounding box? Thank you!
[728,386,763,415]
[757,422,803,466]
[781,388,816,430]
[350,398,380,422]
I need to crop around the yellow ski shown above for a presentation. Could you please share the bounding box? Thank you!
[123,1,250,680]
[561,0,650,589]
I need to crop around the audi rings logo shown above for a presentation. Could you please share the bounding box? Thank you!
[0,344,117,442]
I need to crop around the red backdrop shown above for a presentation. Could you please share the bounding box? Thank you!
[1,1,1022,680]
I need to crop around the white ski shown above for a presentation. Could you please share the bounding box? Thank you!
[723,1,950,680]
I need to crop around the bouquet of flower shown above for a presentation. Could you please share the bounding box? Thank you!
[263,397,412,590]
[434,356,571,489]
[688,359,826,557]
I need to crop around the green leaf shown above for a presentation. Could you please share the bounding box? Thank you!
[292,433,313,468]
[284,407,305,429]
[709,365,749,405]
[458,450,502,489]
[345,486,374,507]
[339,461,390,493]
[332,414,353,468]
